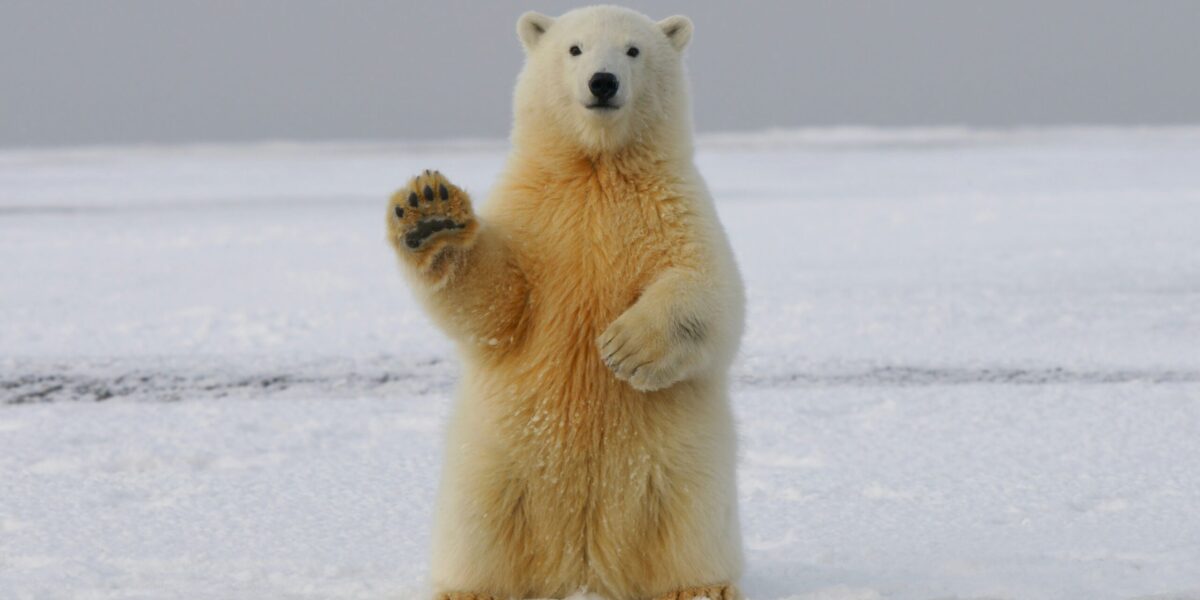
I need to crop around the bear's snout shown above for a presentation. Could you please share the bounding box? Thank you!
[588,72,619,104]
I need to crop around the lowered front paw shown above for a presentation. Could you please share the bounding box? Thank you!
[387,170,477,254]
[598,311,703,391]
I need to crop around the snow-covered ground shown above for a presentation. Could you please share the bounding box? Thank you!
[2,128,1199,600]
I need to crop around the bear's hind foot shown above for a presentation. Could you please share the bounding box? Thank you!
[435,583,735,600]
[653,582,738,600]
[436,592,499,600]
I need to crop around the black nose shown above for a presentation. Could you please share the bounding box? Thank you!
[588,72,619,102]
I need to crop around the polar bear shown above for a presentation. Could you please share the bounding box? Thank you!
[386,6,744,600]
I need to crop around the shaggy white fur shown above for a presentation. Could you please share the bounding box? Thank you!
[386,5,745,599]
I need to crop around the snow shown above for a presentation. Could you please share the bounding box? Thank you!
[2,127,1200,599]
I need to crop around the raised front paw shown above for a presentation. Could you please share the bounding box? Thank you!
[598,309,706,392]
[387,170,477,253]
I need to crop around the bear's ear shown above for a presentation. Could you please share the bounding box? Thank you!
[657,15,693,51]
[517,11,555,51]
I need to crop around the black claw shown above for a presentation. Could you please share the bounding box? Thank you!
[424,169,431,176]
[394,206,404,219]
[423,185,434,202]
[439,184,449,200]
[408,192,419,208]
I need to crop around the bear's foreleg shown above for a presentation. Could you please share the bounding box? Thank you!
[597,267,732,391]
[388,171,531,349]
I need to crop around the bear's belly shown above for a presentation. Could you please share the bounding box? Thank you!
[466,325,725,596]
[498,284,654,455]
[466,372,729,598]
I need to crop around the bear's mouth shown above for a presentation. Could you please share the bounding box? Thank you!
[586,102,621,111]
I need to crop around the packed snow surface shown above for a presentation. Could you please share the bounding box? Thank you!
[2,128,1199,600]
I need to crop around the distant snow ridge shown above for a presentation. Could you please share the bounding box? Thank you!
[696,124,1200,150]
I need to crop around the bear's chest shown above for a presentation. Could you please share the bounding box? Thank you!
[494,191,682,450]
[520,191,673,329]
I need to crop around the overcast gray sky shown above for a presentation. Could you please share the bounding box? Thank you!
[2,0,1199,148]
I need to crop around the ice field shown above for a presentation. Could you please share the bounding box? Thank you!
[2,128,1199,599]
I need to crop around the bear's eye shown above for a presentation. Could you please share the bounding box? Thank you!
[569,45,582,56]
[627,47,640,58]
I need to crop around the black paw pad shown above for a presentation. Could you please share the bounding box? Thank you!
[404,218,466,249]
[439,184,449,200]
[408,192,419,208]
[423,185,435,202]
[394,206,404,219]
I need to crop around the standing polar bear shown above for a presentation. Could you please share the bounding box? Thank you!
[387,6,744,600]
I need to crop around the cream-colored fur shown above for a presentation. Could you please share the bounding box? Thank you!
[386,6,744,599]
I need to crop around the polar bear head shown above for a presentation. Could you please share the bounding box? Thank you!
[513,5,694,155]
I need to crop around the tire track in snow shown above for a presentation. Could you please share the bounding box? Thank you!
[737,365,1200,388]
[4,360,1199,404]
